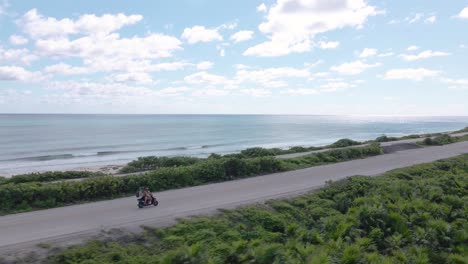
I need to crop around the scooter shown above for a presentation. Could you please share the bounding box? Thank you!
[136,190,159,208]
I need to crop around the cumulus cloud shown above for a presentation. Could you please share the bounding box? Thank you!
[43,63,90,75]
[442,78,468,90]
[424,15,436,24]
[358,48,377,58]
[9,35,29,45]
[457,7,468,19]
[109,72,155,84]
[331,60,381,75]
[244,0,380,57]
[257,3,267,12]
[407,45,419,51]
[0,46,38,65]
[16,9,183,79]
[240,88,272,97]
[235,66,310,88]
[405,13,423,24]
[184,71,231,86]
[284,81,353,95]
[383,68,440,81]
[35,33,182,60]
[192,88,229,97]
[318,41,339,49]
[400,50,450,61]
[181,25,223,44]
[196,61,214,70]
[20,9,143,38]
[0,66,44,82]
[230,30,254,43]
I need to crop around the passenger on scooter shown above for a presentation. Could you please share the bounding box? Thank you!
[143,187,152,205]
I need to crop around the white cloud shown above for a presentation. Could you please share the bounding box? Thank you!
[20,9,143,38]
[240,88,272,97]
[9,35,29,45]
[400,50,450,61]
[331,60,381,75]
[378,52,394,57]
[43,63,90,75]
[284,88,318,95]
[109,72,154,84]
[383,68,440,81]
[235,66,310,88]
[35,33,182,60]
[406,13,423,24]
[284,81,353,95]
[319,81,354,92]
[257,3,267,12]
[181,25,223,44]
[244,0,380,56]
[196,61,214,70]
[442,78,468,90]
[0,66,44,82]
[318,41,339,49]
[424,15,436,24]
[216,45,226,57]
[230,30,254,43]
[17,9,182,67]
[407,45,419,51]
[457,7,468,19]
[359,48,377,58]
[192,88,229,97]
[155,87,190,97]
[184,71,230,86]
[0,46,38,65]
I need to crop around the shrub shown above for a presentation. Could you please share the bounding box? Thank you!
[120,156,201,173]
[375,135,398,142]
[48,154,468,264]
[240,147,277,158]
[331,138,362,148]
[1,171,105,185]
[432,134,455,145]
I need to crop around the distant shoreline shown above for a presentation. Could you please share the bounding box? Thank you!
[3,127,466,178]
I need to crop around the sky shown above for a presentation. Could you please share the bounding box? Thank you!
[0,0,467,116]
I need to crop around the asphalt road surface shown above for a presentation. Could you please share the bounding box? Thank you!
[0,141,467,254]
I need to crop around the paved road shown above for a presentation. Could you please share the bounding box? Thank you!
[276,132,468,159]
[0,141,467,253]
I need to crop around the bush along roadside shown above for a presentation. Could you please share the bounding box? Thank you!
[119,156,202,173]
[0,171,106,185]
[420,134,468,146]
[0,144,382,214]
[48,154,468,264]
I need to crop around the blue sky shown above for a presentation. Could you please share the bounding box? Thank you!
[0,0,467,115]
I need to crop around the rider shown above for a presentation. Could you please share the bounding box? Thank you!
[143,186,152,205]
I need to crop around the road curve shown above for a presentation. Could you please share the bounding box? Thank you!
[275,132,468,159]
[0,141,467,253]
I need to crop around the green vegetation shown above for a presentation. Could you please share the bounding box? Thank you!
[420,134,468,146]
[48,154,468,264]
[0,144,382,215]
[453,126,468,133]
[119,138,361,173]
[0,171,105,185]
[120,156,202,173]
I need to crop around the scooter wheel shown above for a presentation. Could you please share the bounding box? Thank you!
[153,200,159,206]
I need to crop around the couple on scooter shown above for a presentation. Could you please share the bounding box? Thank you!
[142,186,155,205]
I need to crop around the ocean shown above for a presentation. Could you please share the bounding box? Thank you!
[1,114,467,176]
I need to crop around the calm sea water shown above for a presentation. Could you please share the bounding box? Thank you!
[1,114,467,176]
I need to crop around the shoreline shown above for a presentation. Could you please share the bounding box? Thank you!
[2,128,467,177]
